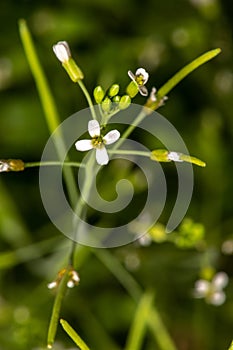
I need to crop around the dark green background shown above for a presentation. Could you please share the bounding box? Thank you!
[0,0,233,349]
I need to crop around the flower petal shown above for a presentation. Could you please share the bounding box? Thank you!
[135,68,149,84]
[96,147,109,165]
[194,280,210,297]
[75,139,93,151]
[53,41,71,63]
[103,130,120,145]
[128,70,136,81]
[139,85,148,96]
[88,120,100,137]
[212,272,229,290]
[209,291,226,305]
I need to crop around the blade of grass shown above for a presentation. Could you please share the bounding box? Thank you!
[18,19,78,207]
[125,291,154,350]
[228,341,233,350]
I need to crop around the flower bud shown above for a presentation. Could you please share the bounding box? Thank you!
[108,84,120,97]
[94,86,105,104]
[126,81,139,98]
[53,41,71,63]
[119,95,131,110]
[62,59,84,82]
[101,97,112,113]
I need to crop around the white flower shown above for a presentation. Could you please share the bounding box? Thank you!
[194,272,229,306]
[149,87,157,102]
[53,41,71,63]
[128,68,149,96]
[75,120,120,165]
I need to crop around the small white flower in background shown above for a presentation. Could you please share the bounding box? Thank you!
[128,68,149,96]
[194,272,229,306]
[67,270,80,288]
[75,120,120,165]
[53,41,71,63]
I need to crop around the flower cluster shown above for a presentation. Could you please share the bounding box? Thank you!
[47,267,80,290]
[194,272,229,305]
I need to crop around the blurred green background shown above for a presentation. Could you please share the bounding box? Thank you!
[0,0,233,349]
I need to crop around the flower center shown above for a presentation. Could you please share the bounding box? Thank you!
[135,74,146,86]
[92,135,104,148]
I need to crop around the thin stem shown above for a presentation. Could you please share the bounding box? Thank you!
[109,149,150,157]
[78,80,97,120]
[125,291,154,350]
[19,19,78,207]
[47,270,69,349]
[24,161,85,168]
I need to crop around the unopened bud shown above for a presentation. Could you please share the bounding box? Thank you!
[0,159,25,172]
[119,95,131,110]
[94,86,105,104]
[109,84,120,97]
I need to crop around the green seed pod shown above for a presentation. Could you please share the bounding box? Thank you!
[119,95,131,110]
[108,84,120,97]
[93,86,105,104]
[126,81,139,98]
[101,96,112,113]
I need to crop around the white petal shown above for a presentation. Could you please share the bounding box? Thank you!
[209,291,226,305]
[71,271,80,282]
[75,139,93,151]
[168,152,183,162]
[96,147,109,165]
[88,120,100,137]
[53,41,71,63]
[212,272,229,289]
[135,68,149,84]
[47,281,57,289]
[139,85,148,96]
[128,70,136,81]
[67,280,75,288]
[103,130,120,145]
[194,280,210,297]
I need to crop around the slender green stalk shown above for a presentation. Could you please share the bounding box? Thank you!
[60,319,91,350]
[78,80,97,120]
[228,341,233,350]
[157,48,221,99]
[47,270,69,348]
[125,291,154,350]
[24,161,85,168]
[18,19,78,207]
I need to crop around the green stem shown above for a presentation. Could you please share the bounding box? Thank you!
[47,270,69,349]
[78,80,97,120]
[60,319,91,350]
[125,291,154,350]
[18,19,78,207]
[24,161,85,168]
[228,341,233,350]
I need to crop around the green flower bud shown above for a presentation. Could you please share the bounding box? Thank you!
[94,86,105,104]
[126,81,139,98]
[101,97,112,113]
[108,84,120,97]
[62,58,84,82]
[119,95,131,110]
[112,95,121,103]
